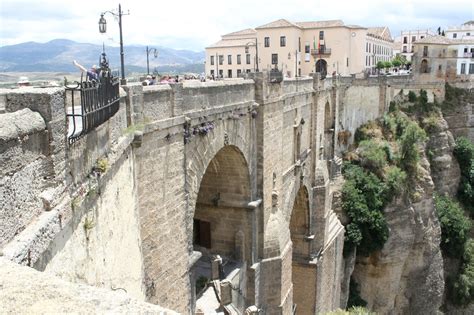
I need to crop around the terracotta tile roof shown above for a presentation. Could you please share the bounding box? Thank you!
[255,19,300,29]
[415,35,453,44]
[222,28,257,38]
[367,27,393,41]
[206,38,255,49]
[295,20,344,29]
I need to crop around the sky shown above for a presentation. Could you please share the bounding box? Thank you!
[0,0,473,51]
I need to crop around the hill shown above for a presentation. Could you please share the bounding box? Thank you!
[0,39,205,74]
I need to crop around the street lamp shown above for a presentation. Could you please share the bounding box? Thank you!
[99,3,129,85]
[245,38,259,72]
[146,46,158,75]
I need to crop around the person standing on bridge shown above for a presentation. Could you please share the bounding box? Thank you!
[73,60,99,81]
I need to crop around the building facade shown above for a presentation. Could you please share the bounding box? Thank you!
[205,19,394,78]
[395,29,435,61]
[412,35,474,81]
[445,21,474,40]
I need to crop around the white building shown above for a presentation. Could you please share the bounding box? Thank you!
[445,21,474,40]
[455,40,474,75]
[396,29,435,61]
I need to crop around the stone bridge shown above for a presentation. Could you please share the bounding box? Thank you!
[0,73,446,314]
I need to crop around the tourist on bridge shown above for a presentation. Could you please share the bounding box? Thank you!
[73,60,99,81]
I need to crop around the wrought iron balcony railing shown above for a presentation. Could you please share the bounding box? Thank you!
[66,73,120,144]
[311,48,331,56]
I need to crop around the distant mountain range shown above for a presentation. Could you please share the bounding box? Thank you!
[0,39,205,74]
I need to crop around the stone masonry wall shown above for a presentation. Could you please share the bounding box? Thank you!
[0,109,49,247]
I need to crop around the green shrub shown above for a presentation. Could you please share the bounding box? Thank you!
[408,91,417,102]
[453,137,474,214]
[421,113,441,134]
[399,122,427,173]
[384,166,407,198]
[358,140,388,174]
[452,239,474,306]
[454,137,474,170]
[435,195,471,258]
[419,89,428,105]
[342,164,389,256]
[354,121,381,144]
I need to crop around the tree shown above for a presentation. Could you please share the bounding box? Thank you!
[384,61,392,71]
[376,61,385,74]
[391,59,402,68]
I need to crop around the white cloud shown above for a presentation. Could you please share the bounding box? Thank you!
[1,0,472,51]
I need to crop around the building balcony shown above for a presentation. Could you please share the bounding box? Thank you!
[311,48,331,56]
[463,52,474,58]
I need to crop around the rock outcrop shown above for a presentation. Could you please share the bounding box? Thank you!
[426,115,460,196]
[351,152,445,314]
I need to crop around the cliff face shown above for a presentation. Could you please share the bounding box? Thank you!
[349,113,461,314]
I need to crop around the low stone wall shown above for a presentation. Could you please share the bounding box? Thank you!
[0,258,177,314]
[0,109,49,247]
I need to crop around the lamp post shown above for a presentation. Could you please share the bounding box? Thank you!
[245,38,259,72]
[146,46,158,75]
[99,3,129,85]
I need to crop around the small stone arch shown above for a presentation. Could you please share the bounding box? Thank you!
[316,59,328,78]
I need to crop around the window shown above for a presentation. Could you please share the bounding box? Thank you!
[347,57,349,67]
[403,36,407,44]
[469,63,474,74]
[228,69,232,78]
[246,69,251,73]
[411,46,414,53]
[464,47,468,53]
[237,69,242,77]
[369,43,371,53]
[272,53,278,65]
[461,63,466,74]
[453,33,457,38]
[219,69,223,78]
[210,55,215,66]
[403,46,407,53]
[423,46,428,57]
[219,55,223,65]
[246,54,251,64]
[264,37,270,47]
[280,36,286,47]
[412,36,416,42]
[228,55,232,65]
[421,36,425,39]
[237,54,241,65]
[467,33,471,36]
[210,69,214,76]
[298,37,301,52]
[366,42,368,52]
[319,31,324,40]
[305,44,310,53]
[438,65,442,71]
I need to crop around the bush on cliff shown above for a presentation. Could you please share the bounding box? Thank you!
[435,195,471,258]
[399,121,427,173]
[452,239,474,306]
[342,164,389,256]
[453,137,474,215]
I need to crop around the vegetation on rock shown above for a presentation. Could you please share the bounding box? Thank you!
[435,195,471,258]
[451,239,474,306]
[453,137,474,215]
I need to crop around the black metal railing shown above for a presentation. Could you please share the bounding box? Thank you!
[66,75,120,144]
[66,51,120,144]
[311,48,331,56]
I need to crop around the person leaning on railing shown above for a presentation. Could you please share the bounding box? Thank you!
[73,60,99,81]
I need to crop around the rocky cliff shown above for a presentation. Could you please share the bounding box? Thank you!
[341,98,464,314]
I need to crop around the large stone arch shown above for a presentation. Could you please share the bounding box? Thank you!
[184,118,253,253]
